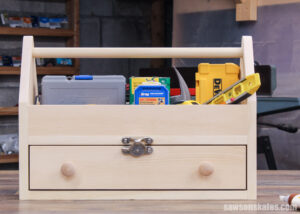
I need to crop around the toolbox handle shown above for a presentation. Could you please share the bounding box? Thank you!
[31,47,243,59]
[19,36,256,105]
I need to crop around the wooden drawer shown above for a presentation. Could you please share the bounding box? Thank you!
[29,145,246,190]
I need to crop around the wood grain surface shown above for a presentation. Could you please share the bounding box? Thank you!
[19,36,256,200]
[29,146,246,190]
[0,170,299,213]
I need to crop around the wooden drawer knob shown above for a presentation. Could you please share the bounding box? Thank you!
[61,163,75,177]
[199,162,214,176]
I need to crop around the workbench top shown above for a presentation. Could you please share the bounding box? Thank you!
[0,170,299,213]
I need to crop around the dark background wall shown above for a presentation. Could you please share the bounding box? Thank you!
[2,0,299,170]
[173,1,300,169]
[0,0,68,135]
[79,0,152,78]
[173,3,300,97]
[0,0,153,135]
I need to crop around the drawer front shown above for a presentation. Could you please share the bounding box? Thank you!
[29,145,246,190]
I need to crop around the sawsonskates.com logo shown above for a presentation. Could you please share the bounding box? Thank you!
[224,203,297,211]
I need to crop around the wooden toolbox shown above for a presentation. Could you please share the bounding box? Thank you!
[19,36,256,200]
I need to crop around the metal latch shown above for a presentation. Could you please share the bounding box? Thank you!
[121,137,153,157]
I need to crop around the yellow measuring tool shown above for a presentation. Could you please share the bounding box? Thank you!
[204,73,261,104]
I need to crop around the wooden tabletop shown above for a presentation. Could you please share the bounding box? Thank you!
[0,170,299,213]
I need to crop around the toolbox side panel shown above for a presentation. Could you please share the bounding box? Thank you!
[27,104,251,137]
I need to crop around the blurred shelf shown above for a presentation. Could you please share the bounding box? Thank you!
[0,27,74,37]
[0,107,18,116]
[0,1,79,119]
[0,154,18,164]
[0,66,77,75]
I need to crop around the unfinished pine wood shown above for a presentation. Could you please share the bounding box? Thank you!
[60,162,76,178]
[27,105,251,137]
[19,36,35,200]
[19,36,256,200]
[28,135,248,146]
[29,145,246,190]
[236,0,258,21]
[32,47,243,59]
[199,161,214,176]
[241,36,257,200]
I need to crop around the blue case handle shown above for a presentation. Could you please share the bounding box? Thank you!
[75,75,93,80]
